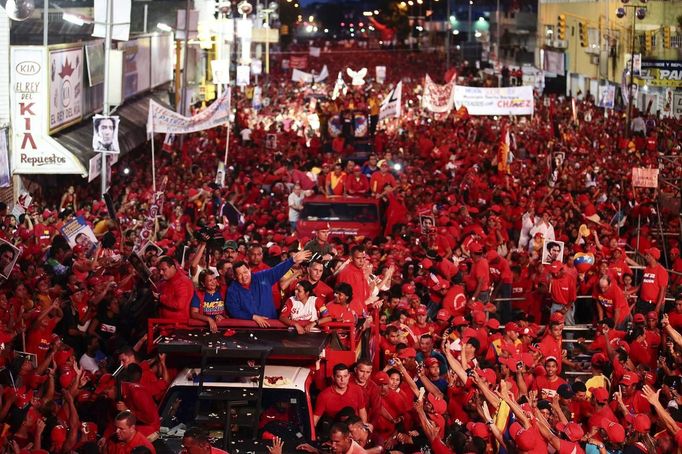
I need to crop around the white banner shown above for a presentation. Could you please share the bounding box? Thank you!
[309,46,321,57]
[598,85,616,109]
[292,65,329,83]
[147,88,231,134]
[375,66,386,84]
[251,59,262,76]
[452,85,535,116]
[332,71,347,100]
[379,81,402,122]
[48,46,84,133]
[543,50,565,75]
[10,47,84,175]
[93,0,131,41]
[236,65,250,86]
[422,74,456,113]
[211,59,230,84]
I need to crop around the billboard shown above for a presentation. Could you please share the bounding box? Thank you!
[48,46,84,133]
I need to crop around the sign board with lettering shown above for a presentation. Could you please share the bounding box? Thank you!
[10,47,84,175]
[673,94,682,119]
[119,37,151,99]
[635,60,682,89]
[632,167,659,188]
[48,46,84,133]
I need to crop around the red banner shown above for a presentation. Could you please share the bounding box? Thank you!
[289,56,308,70]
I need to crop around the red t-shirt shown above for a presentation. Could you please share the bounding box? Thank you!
[313,384,366,419]
[465,258,490,293]
[539,335,563,373]
[639,264,668,302]
[593,284,630,325]
[550,274,577,306]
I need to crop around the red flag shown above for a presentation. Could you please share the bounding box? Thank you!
[289,56,308,69]
[497,123,510,174]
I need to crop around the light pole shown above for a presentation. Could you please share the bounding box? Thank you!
[468,0,472,43]
[100,0,113,198]
[616,2,647,139]
[261,1,278,77]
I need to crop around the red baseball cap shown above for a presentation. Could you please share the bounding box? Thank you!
[469,242,483,254]
[505,322,520,334]
[601,420,625,443]
[95,374,116,395]
[424,357,440,368]
[629,414,651,433]
[452,315,468,326]
[427,393,447,414]
[633,313,646,323]
[398,348,417,359]
[644,247,661,260]
[436,309,450,321]
[550,312,565,323]
[487,319,500,330]
[472,310,486,325]
[466,422,490,439]
[590,387,609,404]
[620,373,640,386]
[373,371,390,385]
[548,260,563,275]
[51,425,68,445]
[556,422,584,442]
[416,305,428,316]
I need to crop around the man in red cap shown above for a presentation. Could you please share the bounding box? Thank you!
[345,165,369,196]
[637,247,668,314]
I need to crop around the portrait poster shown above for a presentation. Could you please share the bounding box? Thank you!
[541,239,565,265]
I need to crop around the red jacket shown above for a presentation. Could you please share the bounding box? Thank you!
[159,270,193,320]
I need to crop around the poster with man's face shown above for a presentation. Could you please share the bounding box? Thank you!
[92,115,120,153]
[542,239,565,265]
[60,216,99,256]
[0,239,20,279]
[419,214,435,234]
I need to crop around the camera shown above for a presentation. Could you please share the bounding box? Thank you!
[516,361,524,370]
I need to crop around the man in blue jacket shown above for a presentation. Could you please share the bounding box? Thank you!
[227,249,312,327]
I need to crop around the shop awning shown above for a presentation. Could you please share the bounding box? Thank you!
[52,91,173,178]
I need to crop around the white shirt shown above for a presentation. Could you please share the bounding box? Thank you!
[282,296,319,322]
[240,128,252,141]
[79,353,100,374]
[288,191,305,222]
[529,220,556,246]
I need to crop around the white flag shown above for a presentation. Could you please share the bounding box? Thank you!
[379,82,402,122]
[332,72,347,100]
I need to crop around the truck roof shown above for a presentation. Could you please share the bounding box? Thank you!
[169,365,311,393]
[156,327,328,361]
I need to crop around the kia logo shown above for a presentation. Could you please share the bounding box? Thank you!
[16,61,40,75]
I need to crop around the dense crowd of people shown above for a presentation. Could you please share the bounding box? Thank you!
[0,45,681,454]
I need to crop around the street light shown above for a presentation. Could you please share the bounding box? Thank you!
[617,0,647,138]
[3,0,34,21]
[261,1,278,76]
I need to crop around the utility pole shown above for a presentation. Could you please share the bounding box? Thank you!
[100,0,113,198]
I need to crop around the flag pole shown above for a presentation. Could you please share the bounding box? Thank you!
[151,123,157,192]
[223,88,231,166]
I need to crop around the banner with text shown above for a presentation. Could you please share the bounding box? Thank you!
[453,85,534,116]
[632,167,659,188]
[147,88,231,134]
[291,65,329,83]
[379,81,402,122]
[422,74,456,113]
[48,46,84,133]
[10,47,84,174]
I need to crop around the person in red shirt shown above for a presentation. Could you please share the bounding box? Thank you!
[666,294,682,330]
[464,242,490,303]
[325,162,347,196]
[637,247,668,314]
[350,359,382,426]
[593,275,630,328]
[157,257,193,320]
[532,357,567,399]
[313,363,367,429]
[104,411,156,454]
[182,427,228,454]
[345,166,369,196]
[369,160,397,196]
[26,300,63,364]
[548,261,577,326]
[336,246,371,315]
[488,249,513,323]
[611,372,650,415]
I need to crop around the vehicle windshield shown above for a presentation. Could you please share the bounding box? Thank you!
[159,386,311,446]
[301,202,378,222]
